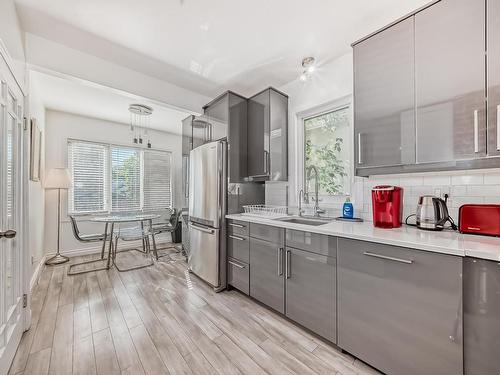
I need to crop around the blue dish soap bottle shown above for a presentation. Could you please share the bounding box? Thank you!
[343,197,354,219]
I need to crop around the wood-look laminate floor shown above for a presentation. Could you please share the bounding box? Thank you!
[9,248,382,375]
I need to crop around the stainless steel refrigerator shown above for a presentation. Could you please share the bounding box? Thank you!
[188,140,228,291]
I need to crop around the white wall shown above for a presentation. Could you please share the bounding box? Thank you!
[275,51,500,222]
[0,0,26,86]
[43,110,183,255]
[28,75,46,274]
[25,33,210,114]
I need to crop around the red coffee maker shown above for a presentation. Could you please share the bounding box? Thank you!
[372,186,403,228]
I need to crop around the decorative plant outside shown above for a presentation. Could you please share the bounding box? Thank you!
[304,108,349,195]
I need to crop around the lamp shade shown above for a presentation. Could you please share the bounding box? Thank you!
[44,168,72,189]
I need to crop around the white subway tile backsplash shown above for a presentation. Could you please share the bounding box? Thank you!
[411,186,434,196]
[484,173,500,185]
[450,196,485,208]
[451,174,484,185]
[451,186,467,196]
[467,185,500,197]
[423,175,451,186]
[399,176,424,186]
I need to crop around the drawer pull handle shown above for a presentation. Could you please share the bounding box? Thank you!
[228,260,246,269]
[229,235,245,241]
[229,223,245,228]
[363,251,413,264]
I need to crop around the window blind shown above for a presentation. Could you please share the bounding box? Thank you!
[111,146,141,211]
[68,141,107,213]
[143,150,172,211]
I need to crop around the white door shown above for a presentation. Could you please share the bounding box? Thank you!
[0,58,25,374]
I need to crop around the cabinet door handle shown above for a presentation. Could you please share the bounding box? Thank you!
[363,251,413,264]
[264,150,270,174]
[228,235,245,241]
[228,260,246,269]
[285,249,291,279]
[277,247,283,276]
[357,133,363,164]
[497,105,500,151]
[228,223,245,228]
[473,110,479,153]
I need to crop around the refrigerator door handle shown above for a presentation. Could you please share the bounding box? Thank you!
[190,223,215,234]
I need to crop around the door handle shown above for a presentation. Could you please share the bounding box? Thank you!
[473,110,479,153]
[363,251,413,264]
[229,235,245,241]
[357,133,363,164]
[497,105,500,151]
[277,247,283,276]
[190,224,214,234]
[0,229,17,239]
[264,150,270,174]
[285,249,291,279]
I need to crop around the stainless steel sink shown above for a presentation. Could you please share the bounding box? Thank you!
[274,216,330,226]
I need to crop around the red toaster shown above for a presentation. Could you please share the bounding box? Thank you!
[459,204,500,237]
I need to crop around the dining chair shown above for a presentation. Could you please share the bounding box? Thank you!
[112,223,157,272]
[67,216,111,275]
[151,209,183,259]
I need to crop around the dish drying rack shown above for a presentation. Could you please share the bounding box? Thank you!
[242,205,288,218]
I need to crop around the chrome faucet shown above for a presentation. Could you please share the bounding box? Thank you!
[305,165,325,217]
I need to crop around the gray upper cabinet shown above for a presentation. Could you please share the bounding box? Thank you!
[354,17,415,169]
[285,247,336,343]
[203,92,248,182]
[415,0,486,163]
[247,88,288,181]
[249,236,285,313]
[488,0,500,156]
[338,239,463,375]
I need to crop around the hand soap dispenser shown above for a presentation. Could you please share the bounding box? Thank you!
[343,197,354,219]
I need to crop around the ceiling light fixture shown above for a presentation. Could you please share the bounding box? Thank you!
[299,56,316,82]
[129,104,153,148]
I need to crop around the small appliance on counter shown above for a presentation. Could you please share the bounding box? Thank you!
[371,185,403,228]
[459,204,500,237]
[415,195,453,231]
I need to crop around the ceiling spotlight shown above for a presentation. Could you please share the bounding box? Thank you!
[299,56,316,82]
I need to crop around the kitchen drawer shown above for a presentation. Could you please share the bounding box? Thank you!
[249,223,284,244]
[286,229,337,257]
[338,238,463,375]
[227,233,249,263]
[227,219,249,236]
[228,257,249,295]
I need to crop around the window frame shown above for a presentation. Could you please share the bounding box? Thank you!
[296,95,353,205]
[67,138,173,215]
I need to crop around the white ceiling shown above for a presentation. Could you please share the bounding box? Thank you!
[16,0,431,97]
[31,71,191,135]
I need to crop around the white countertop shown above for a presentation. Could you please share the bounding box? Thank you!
[226,214,500,261]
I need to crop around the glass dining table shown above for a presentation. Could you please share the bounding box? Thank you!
[92,213,161,270]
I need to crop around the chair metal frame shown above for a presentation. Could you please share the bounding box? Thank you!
[150,209,182,260]
[67,216,111,276]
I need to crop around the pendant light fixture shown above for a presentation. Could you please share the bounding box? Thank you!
[129,104,153,148]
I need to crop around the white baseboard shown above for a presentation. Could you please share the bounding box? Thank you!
[29,257,46,292]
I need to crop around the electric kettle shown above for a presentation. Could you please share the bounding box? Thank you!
[416,195,451,231]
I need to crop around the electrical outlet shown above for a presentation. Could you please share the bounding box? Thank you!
[434,188,441,197]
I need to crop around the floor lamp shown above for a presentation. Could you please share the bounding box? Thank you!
[45,168,72,265]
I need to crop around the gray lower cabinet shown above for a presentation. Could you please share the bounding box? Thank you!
[228,257,249,295]
[338,238,463,375]
[285,247,336,343]
[464,257,500,375]
[249,236,285,314]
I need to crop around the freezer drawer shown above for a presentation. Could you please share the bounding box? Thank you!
[188,223,220,287]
